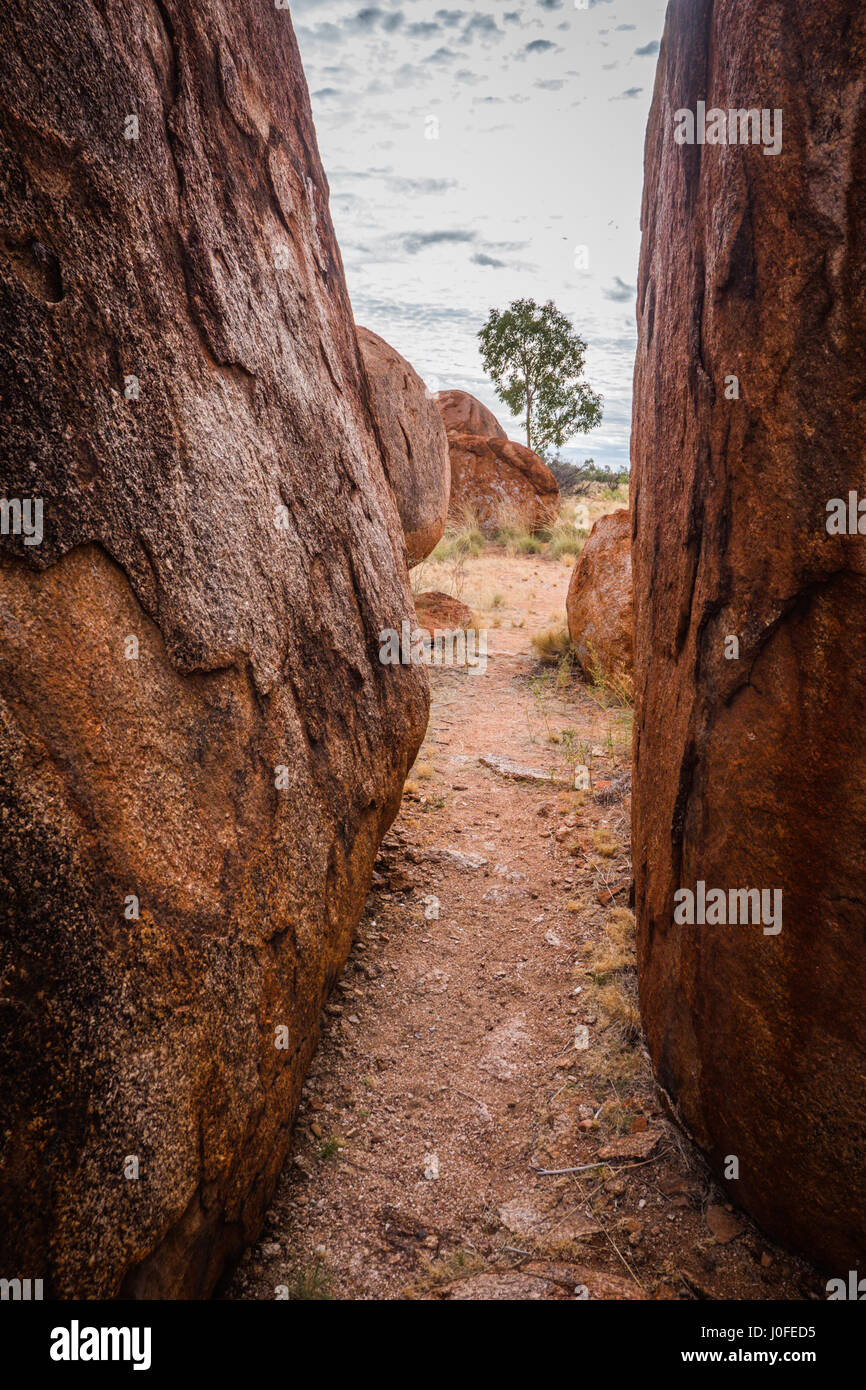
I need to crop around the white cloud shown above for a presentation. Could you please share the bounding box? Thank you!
[293,0,668,469]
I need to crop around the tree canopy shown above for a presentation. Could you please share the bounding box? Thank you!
[477,297,603,455]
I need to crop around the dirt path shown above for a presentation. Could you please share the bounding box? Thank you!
[226,554,822,1302]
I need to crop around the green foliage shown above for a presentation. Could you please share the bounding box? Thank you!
[516,534,543,554]
[431,525,485,561]
[547,456,629,496]
[478,298,603,454]
[287,1259,334,1301]
[548,529,585,560]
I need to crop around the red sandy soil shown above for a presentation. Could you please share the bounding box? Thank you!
[225,552,824,1302]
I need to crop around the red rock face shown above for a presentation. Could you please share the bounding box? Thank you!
[0,1,427,1296]
[631,0,866,1269]
[435,389,507,440]
[447,434,560,532]
[566,510,633,694]
[357,327,450,566]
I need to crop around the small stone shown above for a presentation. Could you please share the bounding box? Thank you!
[422,848,487,871]
[706,1204,744,1244]
[423,1153,440,1180]
[493,863,526,883]
[598,1131,661,1161]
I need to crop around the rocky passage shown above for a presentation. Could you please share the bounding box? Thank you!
[2,0,858,1304]
[227,555,824,1301]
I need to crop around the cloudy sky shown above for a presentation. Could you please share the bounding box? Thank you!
[292,0,669,471]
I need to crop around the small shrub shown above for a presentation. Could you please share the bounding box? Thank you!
[516,534,543,555]
[548,530,585,560]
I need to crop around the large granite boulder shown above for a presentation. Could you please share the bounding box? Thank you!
[631,0,866,1270]
[434,389,507,440]
[566,509,633,693]
[0,0,427,1297]
[357,326,450,565]
[447,434,560,533]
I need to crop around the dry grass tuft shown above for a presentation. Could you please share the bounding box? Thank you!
[404,1247,487,1298]
[583,639,635,709]
[531,622,572,665]
[595,980,642,1045]
[584,907,642,1076]
[587,910,635,983]
[591,828,621,859]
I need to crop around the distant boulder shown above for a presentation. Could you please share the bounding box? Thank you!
[413,591,473,636]
[447,433,560,532]
[435,389,507,440]
[566,509,633,692]
[358,327,450,566]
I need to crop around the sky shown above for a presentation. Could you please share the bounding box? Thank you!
[292,0,670,471]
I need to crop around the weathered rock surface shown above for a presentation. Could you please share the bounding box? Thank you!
[0,0,427,1297]
[357,327,450,565]
[480,754,571,788]
[447,434,560,532]
[420,848,487,871]
[631,0,866,1270]
[412,590,472,635]
[434,389,507,440]
[566,509,633,692]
